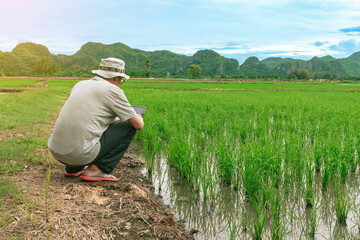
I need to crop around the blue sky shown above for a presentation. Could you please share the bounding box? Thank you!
[1,0,360,63]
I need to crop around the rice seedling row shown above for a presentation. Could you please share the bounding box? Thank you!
[126,80,360,239]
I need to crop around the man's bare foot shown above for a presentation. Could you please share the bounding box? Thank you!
[81,164,118,181]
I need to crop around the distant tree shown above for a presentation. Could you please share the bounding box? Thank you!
[145,57,151,69]
[33,57,59,77]
[313,71,338,80]
[323,72,331,79]
[144,57,151,77]
[288,69,309,80]
[188,64,202,78]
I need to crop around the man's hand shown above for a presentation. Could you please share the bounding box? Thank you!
[129,114,144,130]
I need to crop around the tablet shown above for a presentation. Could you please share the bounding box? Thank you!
[132,106,147,116]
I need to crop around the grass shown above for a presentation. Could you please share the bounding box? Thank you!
[0,78,76,232]
[0,78,38,87]
[0,87,66,130]
[0,177,23,228]
[0,79,75,152]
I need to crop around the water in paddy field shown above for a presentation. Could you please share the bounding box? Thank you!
[141,156,360,240]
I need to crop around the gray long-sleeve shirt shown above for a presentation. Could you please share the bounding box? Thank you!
[48,76,137,166]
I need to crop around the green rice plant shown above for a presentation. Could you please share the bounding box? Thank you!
[349,150,357,174]
[305,162,314,207]
[140,133,161,174]
[125,79,360,239]
[228,220,237,240]
[342,136,357,174]
[251,198,267,240]
[322,162,330,191]
[334,182,350,225]
[329,145,340,178]
[313,143,323,173]
[340,160,348,184]
[215,142,235,184]
[241,205,248,233]
[305,186,313,208]
[198,152,216,201]
[166,136,199,187]
[271,155,282,190]
[271,193,286,240]
[309,199,319,238]
[242,159,262,204]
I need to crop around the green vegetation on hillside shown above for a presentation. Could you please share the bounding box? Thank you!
[1,42,360,79]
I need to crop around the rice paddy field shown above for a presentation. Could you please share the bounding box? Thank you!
[125,79,360,239]
[2,78,360,239]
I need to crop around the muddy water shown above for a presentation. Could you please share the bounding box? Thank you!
[142,156,360,239]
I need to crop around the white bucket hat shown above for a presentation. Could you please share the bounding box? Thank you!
[92,57,130,79]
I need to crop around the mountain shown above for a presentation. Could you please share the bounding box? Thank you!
[321,55,336,61]
[347,51,360,61]
[191,50,239,77]
[1,41,360,79]
[262,57,298,69]
[337,52,360,77]
[0,43,52,76]
[240,57,273,77]
[262,55,358,78]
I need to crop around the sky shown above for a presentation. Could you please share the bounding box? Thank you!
[1,0,360,63]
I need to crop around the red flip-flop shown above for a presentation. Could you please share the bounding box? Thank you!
[64,170,84,178]
[79,173,118,182]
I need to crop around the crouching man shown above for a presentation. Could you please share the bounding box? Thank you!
[48,57,144,182]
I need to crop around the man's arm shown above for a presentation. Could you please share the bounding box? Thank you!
[128,115,144,130]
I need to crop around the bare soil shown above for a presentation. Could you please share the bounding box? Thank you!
[0,82,194,239]
[1,143,194,240]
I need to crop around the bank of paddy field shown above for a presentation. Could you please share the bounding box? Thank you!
[1,78,360,239]
[0,78,193,239]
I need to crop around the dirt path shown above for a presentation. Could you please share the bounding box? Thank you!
[2,146,194,239]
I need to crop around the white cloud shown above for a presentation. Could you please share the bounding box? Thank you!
[0,39,21,52]
[1,0,359,62]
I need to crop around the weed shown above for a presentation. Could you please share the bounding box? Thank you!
[45,164,51,222]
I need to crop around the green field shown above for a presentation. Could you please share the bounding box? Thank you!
[1,78,360,239]
[125,79,360,239]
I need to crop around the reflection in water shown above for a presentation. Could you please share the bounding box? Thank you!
[142,156,360,239]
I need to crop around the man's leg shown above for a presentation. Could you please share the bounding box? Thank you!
[91,120,136,174]
[64,165,87,178]
[65,165,86,174]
